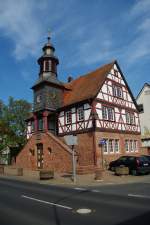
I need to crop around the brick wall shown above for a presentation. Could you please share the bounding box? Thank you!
[16,130,143,174]
[75,132,95,167]
[16,132,72,173]
[95,132,142,168]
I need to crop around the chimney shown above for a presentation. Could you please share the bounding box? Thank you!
[67,76,73,83]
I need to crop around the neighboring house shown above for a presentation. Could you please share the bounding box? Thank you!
[0,146,10,165]
[16,36,142,174]
[136,83,150,153]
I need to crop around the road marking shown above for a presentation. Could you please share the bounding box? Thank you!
[105,183,114,185]
[128,194,150,199]
[74,187,87,191]
[91,189,101,193]
[21,195,72,210]
[76,208,92,214]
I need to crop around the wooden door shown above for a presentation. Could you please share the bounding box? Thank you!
[37,143,43,169]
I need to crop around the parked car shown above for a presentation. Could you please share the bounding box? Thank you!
[109,156,150,175]
[141,155,150,162]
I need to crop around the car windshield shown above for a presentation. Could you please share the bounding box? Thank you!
[119,156,128,161]
[139,156,149,162]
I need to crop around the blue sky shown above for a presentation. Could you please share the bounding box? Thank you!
[0,0,149,104]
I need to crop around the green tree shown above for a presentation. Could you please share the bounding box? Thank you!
[0,97,31,151]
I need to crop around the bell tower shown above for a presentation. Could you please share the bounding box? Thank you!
[38,35,59,80]
[31,34,66,134]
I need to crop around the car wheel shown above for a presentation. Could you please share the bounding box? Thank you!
[131,169,138,176]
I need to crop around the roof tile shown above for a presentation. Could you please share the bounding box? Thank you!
[63,61,115,106]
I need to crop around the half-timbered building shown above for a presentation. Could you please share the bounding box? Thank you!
[16,36,142,174]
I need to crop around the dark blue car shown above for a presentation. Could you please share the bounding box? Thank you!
[109,155,150,175]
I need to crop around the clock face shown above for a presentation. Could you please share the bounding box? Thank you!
[50,92,56,99]
[36,95,42,103]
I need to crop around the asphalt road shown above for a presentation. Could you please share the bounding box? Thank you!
[0,177,150,225]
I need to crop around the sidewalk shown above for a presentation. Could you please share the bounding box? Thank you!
[1,170,150,187]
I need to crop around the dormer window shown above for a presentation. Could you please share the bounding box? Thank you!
[113,85,123,98]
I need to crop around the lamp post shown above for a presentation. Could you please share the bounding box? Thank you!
[64,135,78,183]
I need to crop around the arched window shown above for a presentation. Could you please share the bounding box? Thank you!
[44,60,52,72]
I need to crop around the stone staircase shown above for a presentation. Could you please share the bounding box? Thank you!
[76,165,95,174]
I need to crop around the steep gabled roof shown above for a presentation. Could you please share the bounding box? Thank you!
[63,61,115,107]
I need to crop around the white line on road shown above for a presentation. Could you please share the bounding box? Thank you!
[91,190,101,193]
[74,187,87,191]
[21,195,72,210]
[128,194,150,199]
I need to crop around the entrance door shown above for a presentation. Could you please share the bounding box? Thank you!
[37,143,43,169]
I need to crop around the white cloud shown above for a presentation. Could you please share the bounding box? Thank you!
[130,0,150,16]
[0,0,77,61]
[123,0,150,64]
[0,0,46,60]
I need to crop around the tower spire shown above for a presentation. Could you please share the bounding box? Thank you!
[47,29,51,43]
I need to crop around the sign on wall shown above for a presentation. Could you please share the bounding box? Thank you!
[64,135,78,146]
[99,139,106,145]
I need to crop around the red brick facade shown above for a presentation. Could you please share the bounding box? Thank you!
[16,130,146,174]
[95,132,142,167]
[16,38,144,175]
[16,132,72,173]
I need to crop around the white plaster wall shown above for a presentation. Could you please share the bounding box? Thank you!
[84,109,91,120]
[59,117,64,125]
[72,113,76,123]
[137,85,150,135]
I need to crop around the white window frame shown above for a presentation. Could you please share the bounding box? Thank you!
[125,140,129,152]
[126,111,135,125]
[134,140,138,152]
[77,107,84,121]
[109,139,114,154]
[108,108,115,121]
[102,106,115,121]
[103,139,108,154]
[102,106,108,120]
[103,139,120,154]
[130,140,134,152]
[113,85,123,98]
[66,110,72,124]
[130,113,135,125]
[114,139,119,153]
